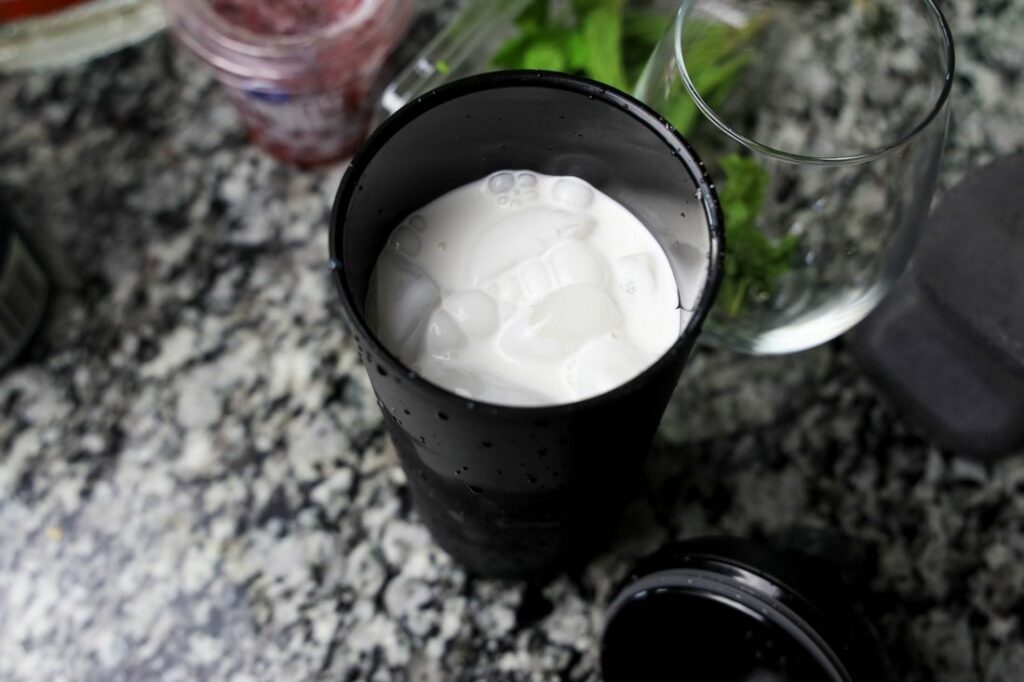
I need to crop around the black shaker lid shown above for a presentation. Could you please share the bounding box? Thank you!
[601,537,889,682]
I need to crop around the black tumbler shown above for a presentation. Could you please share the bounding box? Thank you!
[329,71,724,578]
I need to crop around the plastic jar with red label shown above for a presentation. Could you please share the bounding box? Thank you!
[162,0,413,166]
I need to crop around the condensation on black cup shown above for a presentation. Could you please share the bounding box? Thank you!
[329,71,724,579]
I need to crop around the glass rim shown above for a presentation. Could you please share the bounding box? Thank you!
[673,0,956,166]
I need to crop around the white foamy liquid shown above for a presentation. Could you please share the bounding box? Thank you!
[366,171,688,406]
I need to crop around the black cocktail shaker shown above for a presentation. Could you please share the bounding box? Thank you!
[329,72,723,578]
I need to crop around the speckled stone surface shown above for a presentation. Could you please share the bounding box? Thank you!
[0,2,1022,681]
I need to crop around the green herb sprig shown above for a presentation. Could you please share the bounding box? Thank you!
[494,1,800,317]
[492,0,665,90]
[717,154,799,316]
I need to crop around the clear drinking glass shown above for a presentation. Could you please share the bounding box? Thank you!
[636,0,954,354]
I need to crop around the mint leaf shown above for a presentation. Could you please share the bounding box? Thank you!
[523,41,568,71]
[581,6,628,90]
[566,30,590,71]
[622,10,669,84]
[622,9,670,44]
[516,0,549,32]
[717,154,798,316]
[571,0,622,15]
[494,0,663,93]
[492,32,536,69]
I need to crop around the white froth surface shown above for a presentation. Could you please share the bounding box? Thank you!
[366,171,689,406]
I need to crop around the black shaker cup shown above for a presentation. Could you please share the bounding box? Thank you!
[329,71,724,578]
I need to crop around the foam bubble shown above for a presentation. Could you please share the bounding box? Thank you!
[552,178,595,209]
[518,172,538,188]
[392,226,422,257]
[488,172,515,194]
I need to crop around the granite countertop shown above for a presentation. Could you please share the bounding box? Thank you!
[1,2,1022,680]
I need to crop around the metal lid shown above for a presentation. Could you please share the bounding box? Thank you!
[601,537,890,682]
